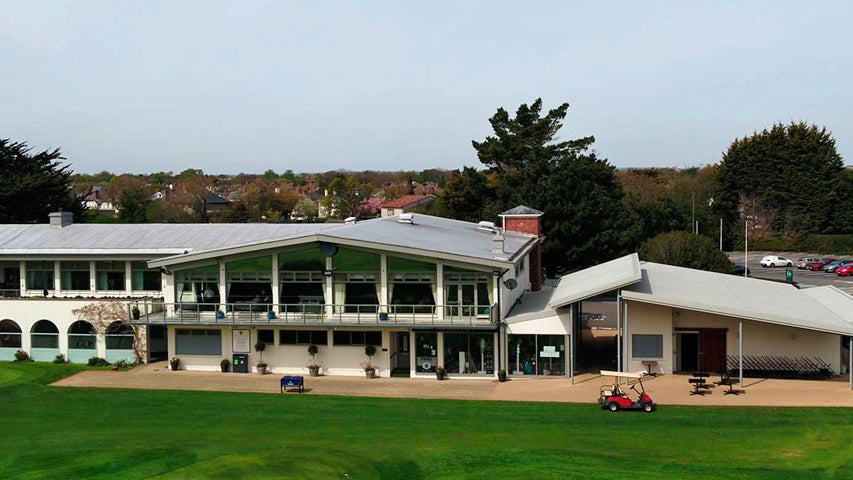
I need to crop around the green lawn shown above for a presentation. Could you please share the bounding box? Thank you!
[1,362,852,479]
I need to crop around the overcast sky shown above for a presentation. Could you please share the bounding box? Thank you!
[1,1,851,174]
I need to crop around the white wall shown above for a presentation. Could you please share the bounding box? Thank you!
[624,300,842,374]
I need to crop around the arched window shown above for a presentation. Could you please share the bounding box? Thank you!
[106,321,134,351]
[31,320,59,349]
[0,319,22,349]
[68,320,96,350]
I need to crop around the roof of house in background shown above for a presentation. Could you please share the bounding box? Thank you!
[381,194,434,209]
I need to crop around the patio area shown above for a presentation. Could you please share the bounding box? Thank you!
[51,362,853,407]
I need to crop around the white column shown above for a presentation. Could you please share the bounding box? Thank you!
[325,256,334,317]
[616,292,622,374]
[54,261,61,294]
[569,304,574,385]
[436,262,444,320]
[848,336,852,390]
[380,253,388,308]
[218,261,227,313]
[89,260,96,295]
[623,299,629,376]
[738,320,744,387]
[96,332,106,359]
[125,261,133,296]
[271,253,280,309]
[409,331,416,377]
[436,332,444,371]
[19,260,26,295]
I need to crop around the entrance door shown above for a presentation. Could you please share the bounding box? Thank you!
[148,325,167,362]
[394,332,410,370]
[699,330,727,373]
[676,332,699,372]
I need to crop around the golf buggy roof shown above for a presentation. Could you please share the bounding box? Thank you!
[600,370,646,379]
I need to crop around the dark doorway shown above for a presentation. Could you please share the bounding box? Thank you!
[676,332,699,372]
[148,325,167,362]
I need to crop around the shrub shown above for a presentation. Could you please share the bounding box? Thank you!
[53,354,67,364]
[87,357,110,367]
[113,359,130,370]
[13,350,30,362]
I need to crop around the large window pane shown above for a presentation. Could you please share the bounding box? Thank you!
[61,261,90,290]
[131,262,160,291]
[632,334,663,358]
[175,329,222,355]
[26,261,54,290]
[96,261,126,291]
[508,334,536,375]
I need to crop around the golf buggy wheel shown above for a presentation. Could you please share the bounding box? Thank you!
[642,403,654,413]
[607,402,619,412]
[787,262,793,267]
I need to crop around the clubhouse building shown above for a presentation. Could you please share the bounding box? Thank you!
[0,209,852,384]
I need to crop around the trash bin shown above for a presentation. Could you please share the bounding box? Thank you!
[232,353,248,373]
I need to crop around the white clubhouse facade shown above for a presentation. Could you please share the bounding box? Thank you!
[1,210,852,384]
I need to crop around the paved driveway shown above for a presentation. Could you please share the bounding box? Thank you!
[51,362,853,407]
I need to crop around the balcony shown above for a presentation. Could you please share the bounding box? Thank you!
[128,300,498,329]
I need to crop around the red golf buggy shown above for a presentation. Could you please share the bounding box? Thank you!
[598,370,656,413]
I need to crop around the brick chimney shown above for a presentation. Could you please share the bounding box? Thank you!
[500,205,544,291]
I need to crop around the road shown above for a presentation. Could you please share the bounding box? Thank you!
[729,251,853,295]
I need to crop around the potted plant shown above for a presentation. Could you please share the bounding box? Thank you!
[254,341,266,373]
[267,310,276,320]
[307,344,320,376]
[257,361,268,374]
[220,358,230,373]
[363,344,377,378]
[435,366,446,380]
[378,310,388,321]
[131,305,140,320]
[169,357,180,371]
[498,369,507,382]
[215,310,226,320]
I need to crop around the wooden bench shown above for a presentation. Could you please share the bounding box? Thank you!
[280,375,304,393]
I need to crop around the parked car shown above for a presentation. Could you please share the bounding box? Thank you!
[805,258,836,271]
[836,263,853,276]
[760,255,793,268]
[797,257,822,269]
[731,264,751,276]
[824,259,853,273]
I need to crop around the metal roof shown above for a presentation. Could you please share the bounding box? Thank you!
[623,262,853,336]
[548,253,642,308]
[0,214,536,269]
[505,288,558,324]
[0,223,338,257]
[500,205,543,216]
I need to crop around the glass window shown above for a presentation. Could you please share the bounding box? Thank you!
[414,332,437,373]
[96,261,126,291]
[343,283,378,313]
[61,261,91,290]
[175,329,222,355]
[68,320,96,349]
[258,329,275,345]
[444,333,494,375]
[333,330,381,346]
[632,334,663,358]
[508,334,537,375]
[131,262,160,291]
[279,330,327,345]
[26,261,54,291]
[536,334,565,376]
[31,320,59,348]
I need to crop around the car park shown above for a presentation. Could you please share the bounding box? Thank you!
[823,259,853,273]
[806,258,836,271]
[760,255,793,268]
[797,257,821,269]
[836,263,853,276]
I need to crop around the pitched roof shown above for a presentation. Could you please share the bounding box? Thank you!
[381,195,434,209]
[548,254,642,308]
[500,205,543,216]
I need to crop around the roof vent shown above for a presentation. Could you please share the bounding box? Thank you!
[398,213,415,224]
[344,216,357,224]
[478,221,498,233]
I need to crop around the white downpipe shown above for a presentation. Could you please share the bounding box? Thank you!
[616,291,622,376]
[569,304,574,385]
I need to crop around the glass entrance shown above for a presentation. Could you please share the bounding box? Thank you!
[414,332,437,373]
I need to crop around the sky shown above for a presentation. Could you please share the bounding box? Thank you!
[1,1,851,174]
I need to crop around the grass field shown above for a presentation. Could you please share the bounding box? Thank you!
[1,362,853,479]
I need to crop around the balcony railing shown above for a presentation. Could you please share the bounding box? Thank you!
[128,300,498,328]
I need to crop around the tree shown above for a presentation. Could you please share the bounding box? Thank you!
[322,176,371,219]
[109,175,151,223]
[0,139,86,223]
[462,99,631,274]
[432,167,495,222]
[715,122,843,240]
[639,231,733,273]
